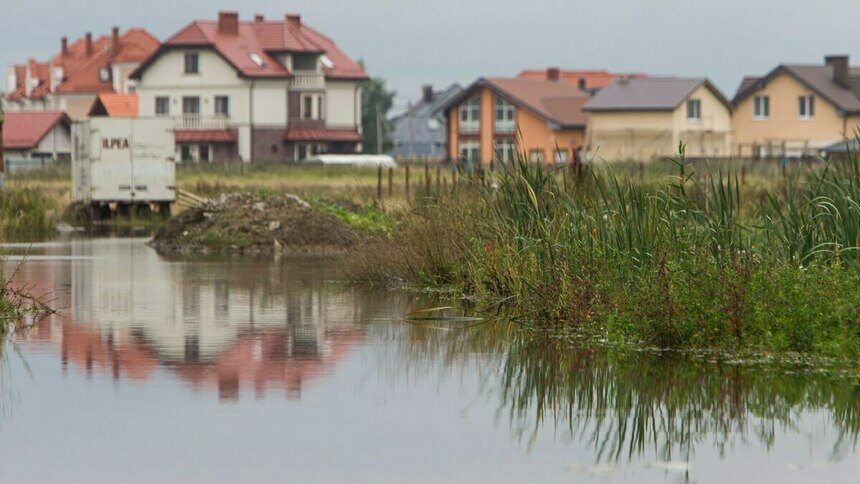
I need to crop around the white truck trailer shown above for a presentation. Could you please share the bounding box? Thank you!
[72,117,176,218]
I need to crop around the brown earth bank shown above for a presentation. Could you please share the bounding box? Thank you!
[149,193,367,255]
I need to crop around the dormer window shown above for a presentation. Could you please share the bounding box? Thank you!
[99,67,110,82]
[249,53,266,67]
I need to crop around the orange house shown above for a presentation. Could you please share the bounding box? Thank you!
[442,69,590,165]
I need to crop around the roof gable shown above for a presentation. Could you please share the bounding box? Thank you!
[444,78,590,128]
[132,15,367,80]
[732,64,860,113]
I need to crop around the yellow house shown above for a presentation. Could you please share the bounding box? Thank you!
[583,77,733,162]
[442,72,590,165]
[732,55,860,158]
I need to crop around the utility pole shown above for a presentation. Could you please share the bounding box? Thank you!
[376,103,383,154]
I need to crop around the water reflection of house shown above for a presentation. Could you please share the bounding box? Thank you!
[17,239,376,401]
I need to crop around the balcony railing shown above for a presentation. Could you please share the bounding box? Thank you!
[174,114,227,131]
[291,70,325,89]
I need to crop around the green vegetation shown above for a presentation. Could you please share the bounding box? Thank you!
[0,187,58,240]
[317,202,393,235]
[351,147,860,358]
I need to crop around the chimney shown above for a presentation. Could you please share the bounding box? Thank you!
[825,55,849,88]
[547,67,560,82]
[421,84,433,102]
[111,27,120,55]
[254,14,265,22]
[61,37,69,56]
[218,11,239,35]
[85,32,93,56]
[286,14,301,27]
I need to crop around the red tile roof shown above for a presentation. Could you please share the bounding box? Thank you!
[88,93,139,117]
[2,111,69,149]
[175,129,237,143]
[283,127,361,142]
[135,13,367,80]
[55,29,159,94]
[5,28,159,102]
[518,69,648,90]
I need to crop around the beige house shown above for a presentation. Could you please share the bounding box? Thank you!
[732,55,860,158]
[583,77,732,162]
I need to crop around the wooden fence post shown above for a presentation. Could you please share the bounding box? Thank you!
[424,162,430,194]
[741,165,746,186]
[435,164,441,195]
[377,166,382,199]
[388,167,393,197]
[405,165,410,198]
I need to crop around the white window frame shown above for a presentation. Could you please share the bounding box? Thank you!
[182,96,200,115]
[686,98,701,121]
[529,149,544,163]
[459,96,480,133]
[184,52,199,74]
[301,94,324,120]
[493,138,516,164]
[753,95,769,120]
[214,95,229,116]
[554,149,569,164]
[458,139,480,163]
[493,96,516,133]
[798,95,815,120]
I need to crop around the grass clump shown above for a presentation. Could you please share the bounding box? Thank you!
[317,202,393,236]
[350,146,860,358]
[0,187,58,240]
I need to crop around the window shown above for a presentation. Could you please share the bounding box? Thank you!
[184,53,199,74]
[248,53,265,67]
[798,95,815,119]
[459,96,480,133]
[554,149,569,164]
[214,96,229,115]
[99,67,110,82]
[458,140,480,163]
[753,95,770,119]
[494,96,516,133]
[317,96,324,120]
[180,145,192,162]
[320,54,335,69]
[493,139,516,165]
[302,95,313,119]
[182,96,200,115]
[155,96,170,116]
[296,143,308,161]
[199,145,210,162]
[529,149,544,163]
[686,99,701,121]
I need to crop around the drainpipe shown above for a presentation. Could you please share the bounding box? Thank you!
[248,79,255,163]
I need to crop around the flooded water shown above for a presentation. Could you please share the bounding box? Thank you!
[0,238,858,483]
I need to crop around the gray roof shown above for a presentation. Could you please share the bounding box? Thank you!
[583,77,728,112]
[822,138,860,154]
[733,64,860,113]
[388,84,463,158]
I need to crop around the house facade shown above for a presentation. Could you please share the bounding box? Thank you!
[584,77,732,162]
[1,111,72,162]
[388,84,463,161]
[3,28,159,119]
[131,11,367,163]
[443,69,590,165]
[732,55,860,158]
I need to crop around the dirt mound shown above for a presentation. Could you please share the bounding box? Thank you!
[150,193,365,254]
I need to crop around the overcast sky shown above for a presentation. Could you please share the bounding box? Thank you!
[2,0,859,113]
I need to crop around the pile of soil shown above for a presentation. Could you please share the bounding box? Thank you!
[150,193,365,254]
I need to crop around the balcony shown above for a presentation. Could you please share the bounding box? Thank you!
[174,114,227,131]
[291,70,325,89]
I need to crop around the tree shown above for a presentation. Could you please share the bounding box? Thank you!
[360,61,396,154]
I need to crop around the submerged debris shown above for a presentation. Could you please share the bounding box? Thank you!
[149,193,365,255]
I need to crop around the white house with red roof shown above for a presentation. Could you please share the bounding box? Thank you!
[130,11,368,163]
[3,27,159,119]
[1,111,71,162]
